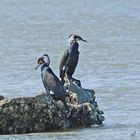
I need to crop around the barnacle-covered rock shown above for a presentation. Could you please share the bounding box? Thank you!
[0,81,104,134]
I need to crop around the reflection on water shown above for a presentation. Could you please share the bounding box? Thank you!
[0,0,140,139]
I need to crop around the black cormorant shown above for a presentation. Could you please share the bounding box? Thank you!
[35,54,69,111]
[59,34,87,84]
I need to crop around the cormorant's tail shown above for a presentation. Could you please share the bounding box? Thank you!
[62,100,70,112]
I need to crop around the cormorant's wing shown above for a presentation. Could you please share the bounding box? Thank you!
[41,68,69,111]
[42,68,65,96]
[59,49,69,79]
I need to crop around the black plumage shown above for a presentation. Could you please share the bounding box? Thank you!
[59,34,87,84]
[35,54,69,111]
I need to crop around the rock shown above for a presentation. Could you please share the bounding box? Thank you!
[0,80,104,134]
[0,95,5,101]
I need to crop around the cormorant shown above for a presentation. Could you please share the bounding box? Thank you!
[35,54,70,111]
[59,34,87,84]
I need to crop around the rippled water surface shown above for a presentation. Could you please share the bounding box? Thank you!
[0,0,140,139]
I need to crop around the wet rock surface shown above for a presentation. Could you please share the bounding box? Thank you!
[0,81,104,134]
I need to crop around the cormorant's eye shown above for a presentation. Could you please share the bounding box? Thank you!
[76,38,80,41]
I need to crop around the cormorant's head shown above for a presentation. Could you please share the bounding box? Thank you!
[68,34,87,44]
[35,54,50,70]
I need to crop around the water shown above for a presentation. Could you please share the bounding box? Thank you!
[0,0,140,139]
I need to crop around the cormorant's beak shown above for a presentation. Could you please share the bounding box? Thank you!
[35,64,41,70]
[80,38,87,42]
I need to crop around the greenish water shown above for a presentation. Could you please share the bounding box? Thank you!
[0,0,140,139]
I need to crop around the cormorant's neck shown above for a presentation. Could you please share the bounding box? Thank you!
[68,41,79,53]
[69,40,78,46]
[41,63,49,71]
